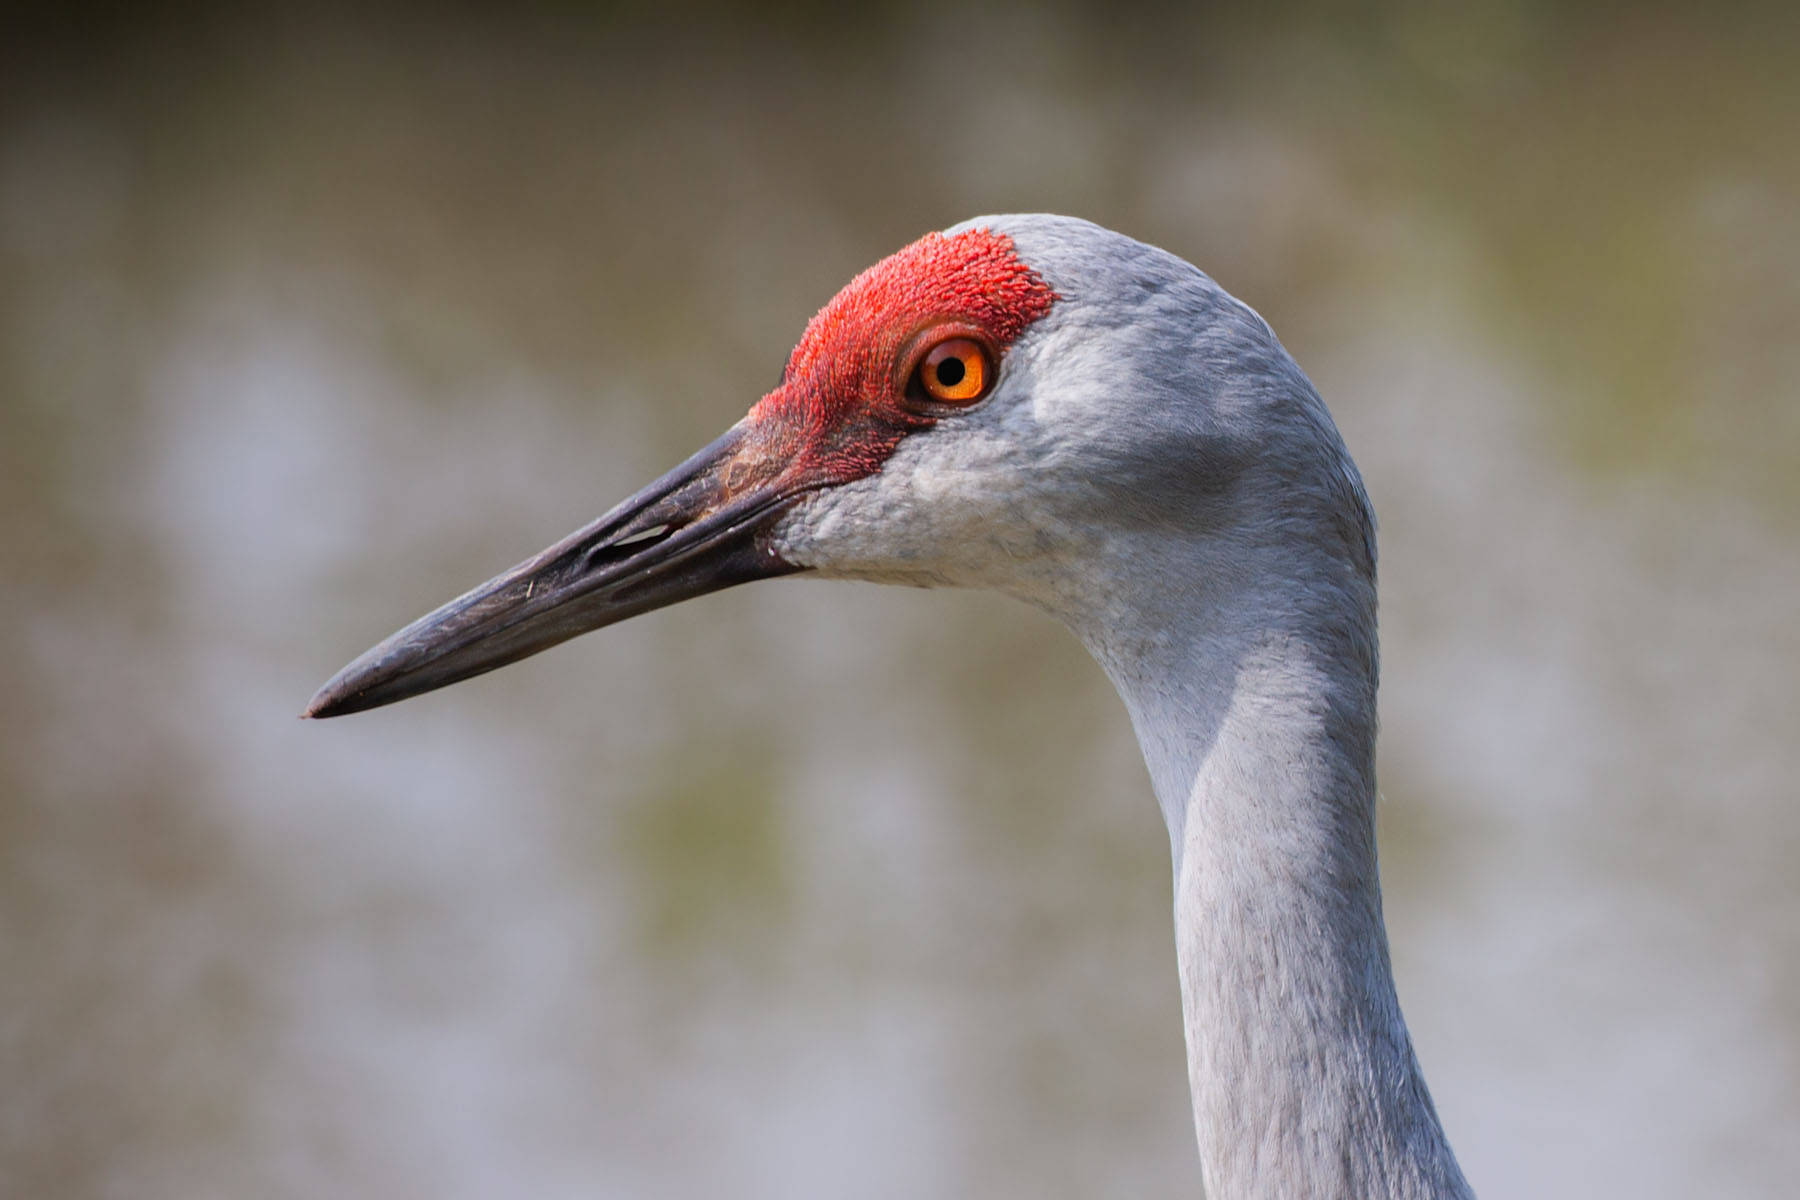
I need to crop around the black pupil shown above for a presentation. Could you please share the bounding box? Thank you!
[934,356,966,388]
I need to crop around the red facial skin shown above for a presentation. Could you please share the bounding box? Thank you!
[726,228,1057,498]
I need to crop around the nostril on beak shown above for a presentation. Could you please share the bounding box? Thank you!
[612,523,670,548]
[581,521,678,571]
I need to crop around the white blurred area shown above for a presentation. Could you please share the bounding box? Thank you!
[2,6,1796,1198]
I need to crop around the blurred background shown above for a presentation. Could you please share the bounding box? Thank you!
[2,2,1796,1196]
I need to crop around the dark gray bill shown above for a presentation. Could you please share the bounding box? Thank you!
[304,424,805,718]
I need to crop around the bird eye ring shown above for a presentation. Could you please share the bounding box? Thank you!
[914,337,993,406]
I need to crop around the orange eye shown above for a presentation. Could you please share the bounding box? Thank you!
[917,338,992,405]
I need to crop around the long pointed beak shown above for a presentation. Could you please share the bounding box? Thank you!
[305,423,806,718]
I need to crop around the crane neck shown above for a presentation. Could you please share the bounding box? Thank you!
[1064,539,1472,1199]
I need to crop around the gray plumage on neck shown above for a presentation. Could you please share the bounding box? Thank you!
[776,215,1471,1197]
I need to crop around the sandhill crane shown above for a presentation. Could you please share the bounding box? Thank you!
[308,215,1474,1198]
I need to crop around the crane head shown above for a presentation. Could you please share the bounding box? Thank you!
[306,215,1359,718]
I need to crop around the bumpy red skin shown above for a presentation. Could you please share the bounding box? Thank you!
[730,228,1057,496]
